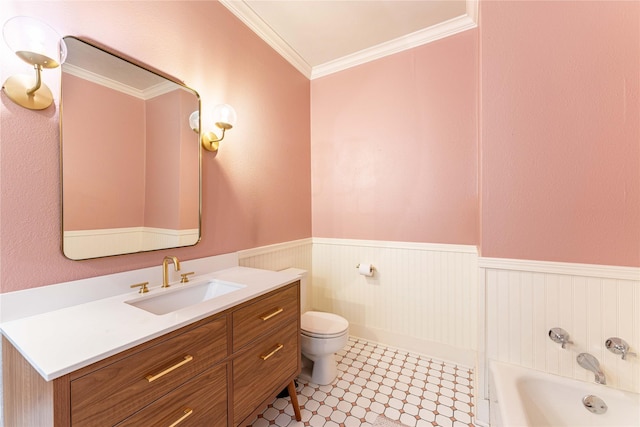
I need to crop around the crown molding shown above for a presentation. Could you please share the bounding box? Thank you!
[219,0,312,78]
[466,0,479,24]
[143,81,181,99]
[63,63,177,100]
[220,0,478,80]
[311,12,477,79]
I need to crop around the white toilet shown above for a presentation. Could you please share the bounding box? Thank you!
[281,268,349,385]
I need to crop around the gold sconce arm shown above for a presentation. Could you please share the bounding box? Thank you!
[202,126,229,152]
[26,65,43,96]
[189,105,236,152]
[2,16,66,110]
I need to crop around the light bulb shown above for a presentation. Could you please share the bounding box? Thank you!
[188,111,200,132]
[212,104,237,130]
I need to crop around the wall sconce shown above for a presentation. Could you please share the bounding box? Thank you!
[2,16,67,110]
[189,104,237,152]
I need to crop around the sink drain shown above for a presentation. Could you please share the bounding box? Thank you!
[582,395,607,414]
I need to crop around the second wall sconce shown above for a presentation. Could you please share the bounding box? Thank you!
[2,16,67,110]
[189,104,237,152]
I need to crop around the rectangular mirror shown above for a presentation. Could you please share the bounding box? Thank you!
[61,36,201,260]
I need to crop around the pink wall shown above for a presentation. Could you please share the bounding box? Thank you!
[311,1,639,267]
[0,1,311,293]
[2,1,637,295]
[480,1,640,266]
[62,73,146,230]
[311,30,479,245]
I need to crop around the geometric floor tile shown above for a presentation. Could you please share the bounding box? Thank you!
[249,337,475,427]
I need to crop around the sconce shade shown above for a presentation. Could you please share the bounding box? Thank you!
[2,16,66,110]
[4,16,67,68]
[188,110,200,132]
[212,103,237,130]
[190,104,237,152]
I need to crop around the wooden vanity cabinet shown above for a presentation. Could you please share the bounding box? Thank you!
[2,280,301,427]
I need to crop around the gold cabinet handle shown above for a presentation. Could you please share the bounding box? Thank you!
[145,355,193,382]
[260,307,284,321]
[260,344,284,361]
[168,408,193,427]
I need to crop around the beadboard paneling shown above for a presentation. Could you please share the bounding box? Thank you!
[311,239,478,365]
[482,258,640,394]
[238,238,313,274]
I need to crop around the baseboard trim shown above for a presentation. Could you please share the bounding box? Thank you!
[474,399,490,427]
[348,324,476,369]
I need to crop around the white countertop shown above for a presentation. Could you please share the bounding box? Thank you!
[0,266,300,381]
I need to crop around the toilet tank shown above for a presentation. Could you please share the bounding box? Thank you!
[279,268,309,313]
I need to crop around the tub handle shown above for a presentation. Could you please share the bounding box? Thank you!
[549,328,573,349]
[605,337,636,360]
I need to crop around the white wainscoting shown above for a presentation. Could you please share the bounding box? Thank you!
[481,258,640,396]
[238,238,313,274]
[311,238,479,367]
[63,227,199,259]
[238,238,479,366]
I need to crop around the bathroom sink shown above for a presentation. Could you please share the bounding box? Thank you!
[126,280,245,315]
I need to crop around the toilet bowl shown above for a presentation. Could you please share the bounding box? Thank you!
[279,268,350,386]
[300,311,349,385]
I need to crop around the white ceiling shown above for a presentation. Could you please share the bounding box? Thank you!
[220,0,477,79]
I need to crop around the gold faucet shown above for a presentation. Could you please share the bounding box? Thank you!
[162,256,181,288]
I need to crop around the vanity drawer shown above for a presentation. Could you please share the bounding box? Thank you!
[71,315,227,426]
[232,320,299,426]
[232,282,299,351]
[115,364,228,427]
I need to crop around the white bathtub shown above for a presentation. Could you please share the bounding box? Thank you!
[489,360,640,427]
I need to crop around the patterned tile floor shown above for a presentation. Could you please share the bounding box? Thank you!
[249,337,475,427]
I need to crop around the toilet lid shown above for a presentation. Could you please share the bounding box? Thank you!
[301,311,349,337]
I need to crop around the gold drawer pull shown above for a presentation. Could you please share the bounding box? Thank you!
[145,355,193,382]
[168,408,193,427]
[260,307,284,321]
[260,343,284,361]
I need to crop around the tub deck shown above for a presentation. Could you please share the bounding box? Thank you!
[489,361,640,427]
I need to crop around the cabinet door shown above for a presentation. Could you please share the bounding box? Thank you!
[232,320,299,426]
[115,364,228,427]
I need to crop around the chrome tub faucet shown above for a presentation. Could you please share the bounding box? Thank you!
[577,353,606,385]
